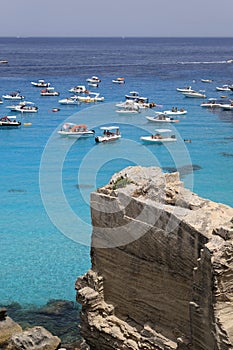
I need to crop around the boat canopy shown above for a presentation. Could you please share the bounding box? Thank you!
[100,126,119,130]
[1,116,17,121]
[70,124,87,131]
[155,128,172,133]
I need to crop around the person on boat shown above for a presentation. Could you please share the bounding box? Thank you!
[152,133,162,139]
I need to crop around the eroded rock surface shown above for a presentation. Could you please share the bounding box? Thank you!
[5,326,61,350]
[76,166,233,350]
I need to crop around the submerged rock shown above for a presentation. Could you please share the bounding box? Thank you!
[1,300,81,348]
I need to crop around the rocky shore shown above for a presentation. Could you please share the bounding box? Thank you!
[0,300,81,350]
[76,166,233,350]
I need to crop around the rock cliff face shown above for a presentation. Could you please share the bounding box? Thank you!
[76,166,233,350]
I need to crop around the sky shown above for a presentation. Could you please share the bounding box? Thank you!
[1,0,233,37]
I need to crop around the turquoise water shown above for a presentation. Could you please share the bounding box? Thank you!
[1,37,233,306]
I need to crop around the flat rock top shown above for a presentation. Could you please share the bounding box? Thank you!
[97,166,233,245]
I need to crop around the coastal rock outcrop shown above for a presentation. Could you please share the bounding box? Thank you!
[0,308,22,347]
[5,326,61,350]
[76,166,233,350]
[0,307,61,350]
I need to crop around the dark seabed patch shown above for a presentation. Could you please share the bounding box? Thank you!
[75,184,94,189]
[0,300,81,349]
[220,152,233,157]
[8,189,27,193]
[163,164,202,176]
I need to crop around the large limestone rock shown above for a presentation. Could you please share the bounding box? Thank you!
[76,166,233,350]
[0,309,22,347]
[5,326,61,350]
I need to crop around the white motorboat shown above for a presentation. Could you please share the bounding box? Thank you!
[17,102,38,113]
[8,101,38,113]
[182,91,206,98]
[216,85,231,91]
[58,123,95,138]
[2,91,24,100]
[58,97,79,105]
[0,60,8,64]
[0,116,21,128]
[200,99,223,108]
[201,79,213,83]
[163,108,187,116]
[220,103,233,110]
[86,76,101,83]
[31,79,50,87]
[68,85,87,93]
[88,82,99,87]
[95,126,121,143]
[77,92,104,102]
[140,128,177,144]
[176,86,195,93]
[125,91,149,102]
[40,87,60,96]
[112,77,125,84]
[0,99,3,104]
[146,114,180,123]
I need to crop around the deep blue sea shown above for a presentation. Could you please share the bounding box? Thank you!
[1,37,233,307]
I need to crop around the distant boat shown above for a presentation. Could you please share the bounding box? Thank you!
[0,60,8,64]
[58,123,95,138]
[58,97,79,105]
[216,85,230,91]
[86,76,101,83]
[77,92,104,102]
[88,82,99,87]
[112,77,125,84]
[40,87,60,96]
[200,99,223,108]
[69,85,87,93]
[146,114,180,123]
[163,109,187,116]
[31,79,50,87]
[95,126,121,143]
[220,103,233,110]
[182,91,206,98]
[176,86,195,93]
[0,116,21,128]
[140,128,177,144]
[201,79,213,83]
[2,91,24,100]
[7,101,38,113]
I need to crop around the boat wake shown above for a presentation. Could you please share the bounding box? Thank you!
[177,60,228,65]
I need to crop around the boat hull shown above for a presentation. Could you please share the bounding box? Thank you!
[140,136,176,143]
[146,116,179,123]
[0,122,21,128]
[95,135,121,143]
[163,110,187,115]
[58,131,95,138]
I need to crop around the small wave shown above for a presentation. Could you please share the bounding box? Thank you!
[177,60,227,65]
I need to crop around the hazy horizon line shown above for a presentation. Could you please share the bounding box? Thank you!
[0,36,233,39]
